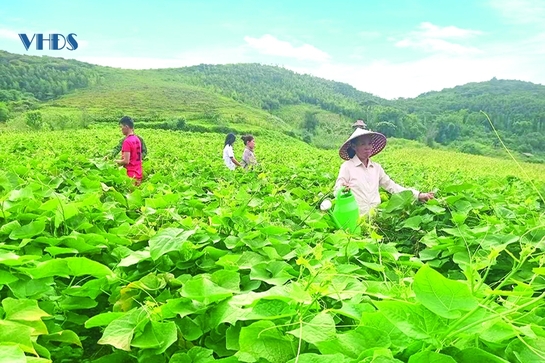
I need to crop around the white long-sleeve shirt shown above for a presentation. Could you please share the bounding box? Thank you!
[334,156,419,215]
[223,144,235,170]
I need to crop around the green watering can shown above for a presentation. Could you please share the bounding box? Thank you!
[320,189,360,234]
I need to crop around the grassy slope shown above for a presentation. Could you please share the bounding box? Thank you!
[272,104,356,149]
[38,68,292,133]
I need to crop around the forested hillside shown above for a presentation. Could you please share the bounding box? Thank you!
[155,64,384,114]
[153,64,545,158]
[0,50,103,101]
[393,79,545,156]
[1,50,545,160]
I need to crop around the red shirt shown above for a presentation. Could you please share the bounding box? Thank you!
[122,134,142,180]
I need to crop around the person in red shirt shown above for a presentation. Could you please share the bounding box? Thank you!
[115,116,143,185]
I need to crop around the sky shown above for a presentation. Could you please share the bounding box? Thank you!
[1,0,544,99]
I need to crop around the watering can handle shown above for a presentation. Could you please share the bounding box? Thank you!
[335,187,351,199]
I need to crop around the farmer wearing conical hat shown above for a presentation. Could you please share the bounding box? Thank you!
[335,127,434,215]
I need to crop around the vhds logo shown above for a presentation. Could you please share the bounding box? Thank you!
[18,33,78,51]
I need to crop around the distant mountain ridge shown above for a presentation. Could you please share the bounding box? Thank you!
[1,50,545,160]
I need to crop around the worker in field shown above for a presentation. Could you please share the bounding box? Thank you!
[241,134,257,168]
[115,116,143,186]
[335,126,434,215]
[352,119,367,129]
[223,133,242,170]
[106,131,148,160]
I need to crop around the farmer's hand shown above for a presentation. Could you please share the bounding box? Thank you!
[418,192,435,202]
[342,183,351,192]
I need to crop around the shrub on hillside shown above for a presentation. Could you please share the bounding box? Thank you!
[0,102,9,123]
[25,111,42,130]
[457,140,485,155]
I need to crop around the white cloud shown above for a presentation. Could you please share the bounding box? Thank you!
[0,28,19,41]
[395,38,481,55]
[418,22,482,38]
[394,22,482,55]
[244,34,330,62]
[286,50,538,99]
[489,0,545,24]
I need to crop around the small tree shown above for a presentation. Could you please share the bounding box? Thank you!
[302,111,319,134]
[175,117,186,130]
[25,111,42,130]
[0,102,8,123]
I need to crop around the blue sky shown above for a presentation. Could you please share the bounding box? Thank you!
[1,0,544,99]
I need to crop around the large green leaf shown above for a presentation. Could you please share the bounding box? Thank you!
[118,249,151,267]
[286,353,352,363]
[23,257,113,279]
[401,216,423,230]
[0,270,18,285]
[251,299,297,319]
[7,277,54,299]
[236,320,297,362]
[177,316,203,341]
[181,275,234,305]
[126,188,143,209]
[250,261,296,286]
[148,228,195,260]
[3,298,50,321]
[0,320,36,354]
[316,327,390,358]
[413,265,478,319]
[382,191,414,213]
[131,321,177,354]
[287,312,336,345]
[506,336,545,363]
[170,346,218,363]
[408,351,456,362]
[159,298,203,320]
[0,251,41,266]
[85,312,125,328]
[58,296,98,310]
[207,300,253,327]
[0,220,21,235]
[210,269,241,292]
[454,347,509,363]
[54,202,79,228]
[0,345,26,363]
[360,311,414,353]
[229,282,313,306]
[26,358,53,363]
[332,301,375,321]
[374,301,448,342]
[478,320,518,343]
[259,225,290,236]
[9,220,46,240]
[98,308,149,351]
[41,330,82,347]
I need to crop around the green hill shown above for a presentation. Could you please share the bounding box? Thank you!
[392,78,545,157]
[1,50,545,161]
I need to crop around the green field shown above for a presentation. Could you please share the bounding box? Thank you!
[0,127,544,363]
